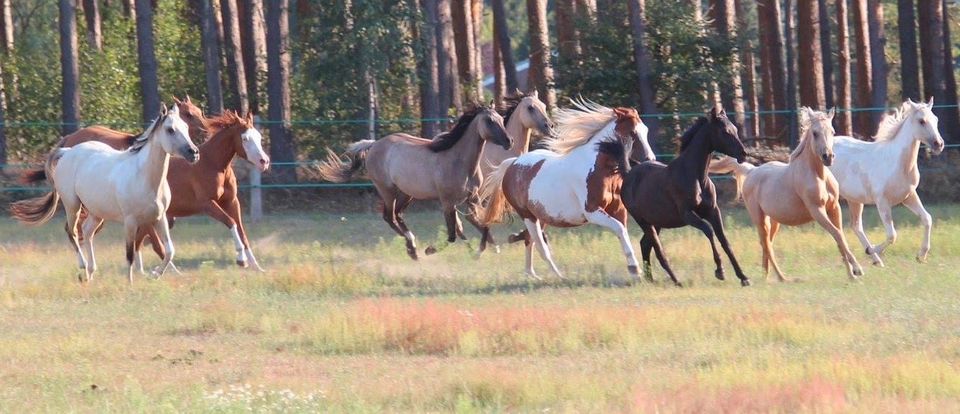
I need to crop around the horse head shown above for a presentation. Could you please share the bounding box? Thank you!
[477,107,512,150]
[234,112,270,172]
[514,90,554,137]
[908,98,945,155]
[157,104,200,163]
[799,107,836,167]
[707,103,747,163]
[613,107,654,164]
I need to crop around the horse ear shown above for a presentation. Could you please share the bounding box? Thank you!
[827,107,836,120]
[798,107,810,126]
[531,89,539,99]
[172,96,182,105]
[928,96,935,107]
[185,94,193,104]
[160,103,169,116]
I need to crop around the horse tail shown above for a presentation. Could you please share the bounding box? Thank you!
[317,140,375,183]
[478,157,517,226]
[708,156,755,200]
[18,168,46,184]
[10,149,66,225]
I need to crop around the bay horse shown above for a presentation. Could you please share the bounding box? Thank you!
[829,98,944,266]
[318,105,512,260]
[478,100,655,280]
[10,104,198,283]
[620,104,750,287]
[713,107,864,281]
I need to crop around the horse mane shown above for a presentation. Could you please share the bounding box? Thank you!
[679,117,709,151]
[596,139,625,160]
[206,110,251,138]
[498,92,528,124]
[873,102,916,142]
[791,109,832,161]
[427,105,488,152]
[128,114,165,154]
[542,98,614,154]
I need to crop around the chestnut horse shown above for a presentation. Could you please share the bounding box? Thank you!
[478,101,655,280]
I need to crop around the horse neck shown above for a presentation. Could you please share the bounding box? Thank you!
[199,125,240,171]
[887,121,922,173]
[135,134,172,193]
[793,134,826,179]
[672,129,712,182]
[449,121,487,174]
[505,113,532,156]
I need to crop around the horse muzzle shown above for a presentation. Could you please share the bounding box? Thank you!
[821,153,834,167]
[183,147,200,163]
[931,140,945,155]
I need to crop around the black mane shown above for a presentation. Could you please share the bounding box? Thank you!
[427,105,489,152]
[597,139,626,159]
[678,117,709,152]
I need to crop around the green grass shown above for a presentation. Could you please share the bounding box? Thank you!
[1,205,960,412]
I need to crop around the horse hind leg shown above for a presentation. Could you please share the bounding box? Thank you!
[80,215,104,280]
[63,201,88,282]
[639,230,655,283]
[380,192,418,260]
[706,208,751,286]
[521,228,540,280]
[811,204,863,280]
[847,201,883,266]
[524,219,563,279]
[871,200,898,256]
[681,210,724,281]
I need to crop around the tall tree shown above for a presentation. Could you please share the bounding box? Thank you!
[897,0,921,101]
[418,0,441,138]
[526,0,557,111]
[266,0,296,175]
[736,0,759,140]
[222,0,248,113]
[240,0,267,114]
[818,0,834,108]
[493,34,507,104]
[123,0,136,19]
[200,0,224,114]
[82,0,102,51]
[1,0,12,52]
[491,0,518,92]
[708,0,745,131]
[0,60,7,164]
[797,0,826,109]
[867,0,887,123]
[135,0,159,123]
[785,0,799,146]
[60,0,80,135]
[756,0,787,139]
[627,0,660,147]
[436,0,459,118]
[851,0,873,135]
[556,0,581,66]
[940,0,960,141]
[471,0,483,97]
[451,0,479,103]
[836,0,853,134]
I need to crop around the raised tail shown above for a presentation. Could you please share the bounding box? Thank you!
[10,149,66,225]
[317,140,375,183]
[18,168,46,185]
[708,156,756,200]
[477,157,518,226]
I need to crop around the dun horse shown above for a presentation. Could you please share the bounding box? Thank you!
[712,108,864,281]
[10,104,198,283]
[621,104,750,287]
[829,99,945,266]
[478,100,655,279]
[318,105,512,260]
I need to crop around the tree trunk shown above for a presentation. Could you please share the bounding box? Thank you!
[240,0,267,114]
[898,0,921,100]
[556,0,580,66]
[436,0,459,119]
[123,0,136,19]
[200,0,224,114]
[708,0,745,132]
[81,0,102,51]
[418,0,441,138]
[818,0,833,108]
[135,0,159,122]
[221,0,248,113]
[797,0,825,109]
[451,0,479,103]
[627,0,660,150]
[785,0,799,146]
[60,0,80,135]
[491,0,518,92]
[526,0,556,111]
[493,34,506,105]
[756,0,787,139]
[867,0,887,123]
[836,0,853,134]
[0,61,7,164]
[941,0,960,142]
[471,0,483,98]
[1,0,12,52]
[266,0,296,177]
[851,0,873,136]
[736,0,759,140]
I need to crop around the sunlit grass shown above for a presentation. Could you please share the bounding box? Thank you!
[1,204,959,411]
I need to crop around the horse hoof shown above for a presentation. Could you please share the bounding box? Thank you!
[406,249,419,260]
[424,246,437,255]
[236,259,248,268]
[643,275,656,284]
[674,281,684,288]
[853,268,863,277]
[508,234,523,243]
[872,259,885,267]
[740,278,752,287]
[493,245,501,254]
[916,255,928,263]
[627,265,639,276]
[714,269,725,281]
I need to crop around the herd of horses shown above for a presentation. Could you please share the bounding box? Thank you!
[8,90,946,286]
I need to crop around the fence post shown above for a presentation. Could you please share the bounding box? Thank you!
[251,115,263,222]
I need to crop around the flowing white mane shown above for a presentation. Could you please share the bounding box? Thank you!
[873,101,920,142]
[128,114,164,153]
[541,98,614,154]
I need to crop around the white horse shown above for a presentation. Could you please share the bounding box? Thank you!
[11,104,198,283]
[829,98,945,266]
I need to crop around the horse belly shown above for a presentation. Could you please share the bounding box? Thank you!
[759,191,810,226]
[525,168,587,227]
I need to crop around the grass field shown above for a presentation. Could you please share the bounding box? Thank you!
[1,204,960,412]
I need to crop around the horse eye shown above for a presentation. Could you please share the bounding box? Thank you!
[167,127,175,134]
[527,107,534,112]
[919,119,927,125]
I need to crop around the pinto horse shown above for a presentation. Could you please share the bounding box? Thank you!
[319,105,512,260]
[478,101,655,279]
[621,105,750,287]
[10,104,198,283]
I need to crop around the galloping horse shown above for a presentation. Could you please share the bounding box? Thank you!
[481,90,553,178]
[10,104,199,283]
[621,104,750,287]
[829,99,945,266]
[713,108,864,281]
[478,100,655,279]
[318,105,512,260]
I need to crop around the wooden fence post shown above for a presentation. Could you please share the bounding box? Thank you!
[250,114,263,222]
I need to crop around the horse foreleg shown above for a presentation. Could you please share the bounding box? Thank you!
[639,231,655,282]
[706,208,751,286]
[681,210,724,281]
[902,191,933,263]
[123,218,140,284]
[380,193,417,260]
[646,226,682,287]
[224,199,264,271]
[846,201,883,266]
[585,209,640,280]
[202,200,246,267]
[524,218,563,279]
[64,202,88,282]
[810,204,863,280]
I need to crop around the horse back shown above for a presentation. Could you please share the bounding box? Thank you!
[61,126,137,150]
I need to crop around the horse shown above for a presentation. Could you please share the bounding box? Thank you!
[620,104,750,287]
[712,107,864,281]
[481,90,553,178]
[10,104,198,283]
[477,100,655,280]
[828,98,945,266]
[318,105,512,260]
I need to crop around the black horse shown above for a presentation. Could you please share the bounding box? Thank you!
[620,104,750,287]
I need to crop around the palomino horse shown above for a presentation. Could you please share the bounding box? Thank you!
[318,105,512,260]
[478,100,655,279]
[829,99,945,266]
[621,104,750,287]
[713,108,864,281]
[481,90,553,178]
[10,104,198,283]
